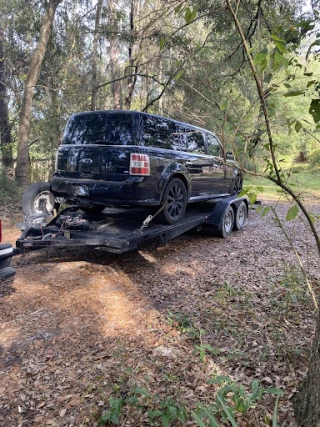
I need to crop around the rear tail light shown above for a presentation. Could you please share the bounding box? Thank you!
[129,153,150,176]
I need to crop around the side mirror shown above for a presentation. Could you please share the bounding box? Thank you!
[226,152,234,161]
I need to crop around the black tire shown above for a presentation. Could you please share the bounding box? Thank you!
[157,178,187,225]
[81,206,105,214]
[217,206,234,238]
[22,182,59,215]
[231,174,243,195]
[234,201,247,231]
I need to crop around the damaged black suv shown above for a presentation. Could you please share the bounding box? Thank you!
[25,110,243,225]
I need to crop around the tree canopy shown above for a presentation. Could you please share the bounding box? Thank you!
[1,0,319,182]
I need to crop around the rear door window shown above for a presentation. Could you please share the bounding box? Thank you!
[141,115,178,149]
[62,112,133,145]
[175,126,205,153]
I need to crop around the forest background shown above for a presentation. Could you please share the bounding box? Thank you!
[1,0,320,190]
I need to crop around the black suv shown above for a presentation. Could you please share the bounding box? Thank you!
[49,110,242,224]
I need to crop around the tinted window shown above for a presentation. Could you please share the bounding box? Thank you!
[207,134,222,156]
[175,126,205,153]
[62,112,133,145]
[173,125,188,151]
[141,115,178,149]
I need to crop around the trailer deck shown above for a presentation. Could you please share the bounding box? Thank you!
[0,196,248,281]
[16,205,213,253]
[16,196,248,254]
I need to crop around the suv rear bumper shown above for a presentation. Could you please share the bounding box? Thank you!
[51,177,160,206]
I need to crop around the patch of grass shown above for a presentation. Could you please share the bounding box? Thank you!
[244,165,320,201]
[269,264,311,318]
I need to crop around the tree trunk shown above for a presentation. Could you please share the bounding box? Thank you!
[90,0,103,111]
[294,310,320,427]
[109,0,122,109]
[125,0,137,110]
[15,0,62,186]
[0,25,13,169]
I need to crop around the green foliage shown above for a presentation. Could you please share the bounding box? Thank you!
[99,377,281,426]
[260,206,271,217]
[192,409,221,427]
[254,48,269,72]
[99,384,150,425]
[238,187,258,206]
[309,99,320,123]
[277,263,308,306]
[0,172,22,205]
[196,343,219,362]
[283,90,305,97]
[191,375,283,426]
[286,204,299,220]
[244,166,320,200]
[309,149,320,167]
[272,395,281,427]
[174,4,198,24]
[99,383,187,427]
[100,397,124,425]
[148,397,187,427]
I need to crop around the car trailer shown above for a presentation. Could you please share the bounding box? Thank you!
[0,195,248,279]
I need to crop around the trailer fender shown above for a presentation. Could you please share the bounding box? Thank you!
[208,196,248,234]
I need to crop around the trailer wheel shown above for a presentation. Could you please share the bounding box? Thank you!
[22,182,59,216]
[234,201,247,231]
[157,178,187,225]
[218,206,234,238]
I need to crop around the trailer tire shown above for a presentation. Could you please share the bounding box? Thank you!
[218,206,234,238]
[22,182,59,215]
[157,178,187,225]
[234,201,247,231]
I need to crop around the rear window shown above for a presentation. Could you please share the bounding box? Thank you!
[62,112,133,145]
